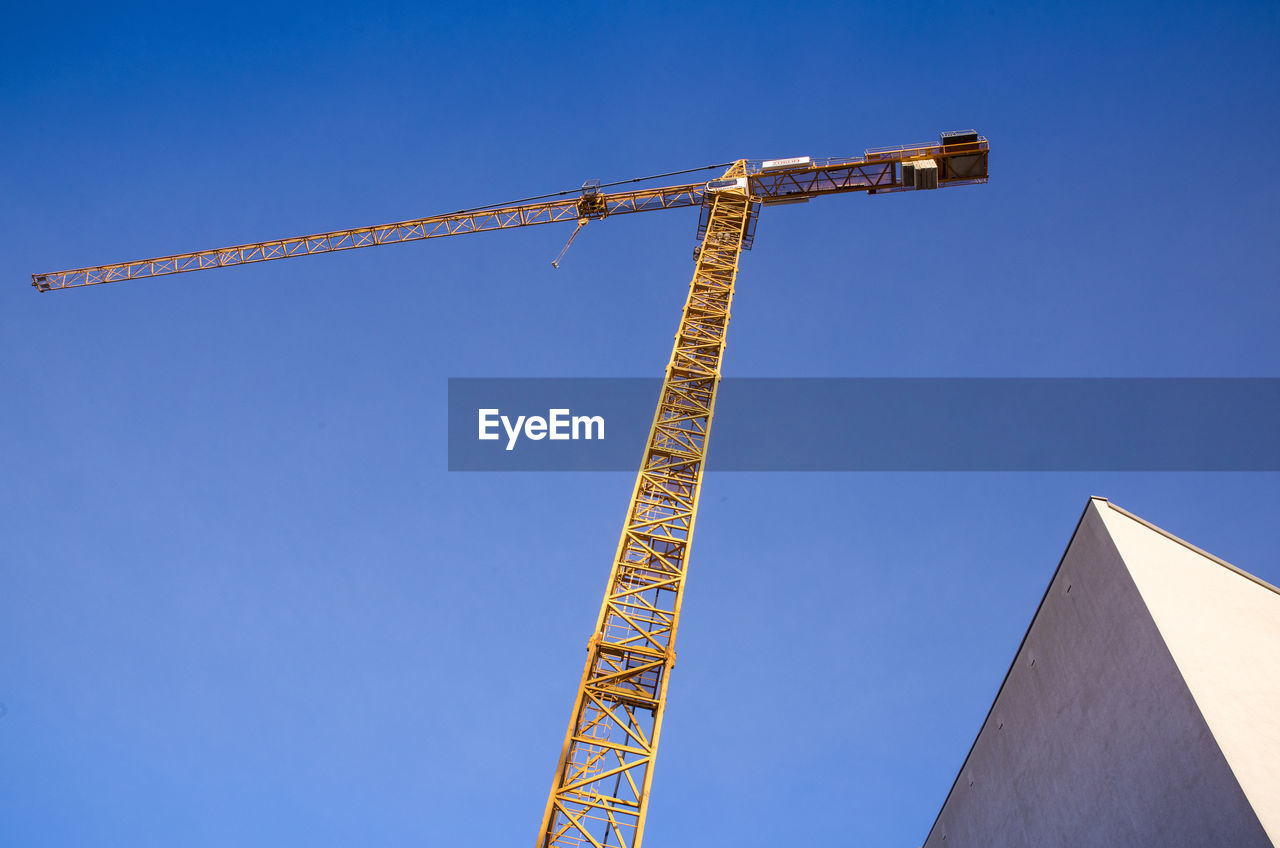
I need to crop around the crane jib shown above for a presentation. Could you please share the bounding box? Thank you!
[29,183,707,291]
[30,136,987,292]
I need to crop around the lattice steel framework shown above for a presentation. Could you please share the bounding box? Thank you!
[30,183,707,291]
[29,133,989,848]
[31,136,988,293]
[535,173,755,848]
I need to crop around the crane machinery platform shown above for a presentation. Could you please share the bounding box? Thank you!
[30,130,989,848]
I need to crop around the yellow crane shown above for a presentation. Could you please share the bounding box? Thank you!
[31,131,989,848]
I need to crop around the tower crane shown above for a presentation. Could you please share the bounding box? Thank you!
[31,131,990,848]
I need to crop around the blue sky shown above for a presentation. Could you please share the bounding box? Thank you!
[2,1,1278,845]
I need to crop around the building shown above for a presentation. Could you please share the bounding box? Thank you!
[924,497,1280,847]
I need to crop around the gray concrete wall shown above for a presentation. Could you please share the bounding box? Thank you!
[922,500,1271,848]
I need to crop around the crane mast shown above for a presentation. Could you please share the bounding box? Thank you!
[29,134,989,848]
[536,170,754,848]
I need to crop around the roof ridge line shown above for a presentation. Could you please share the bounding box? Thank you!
[1098,497,1280,597]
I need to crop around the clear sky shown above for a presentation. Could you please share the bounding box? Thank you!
[2,1,1278,845]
